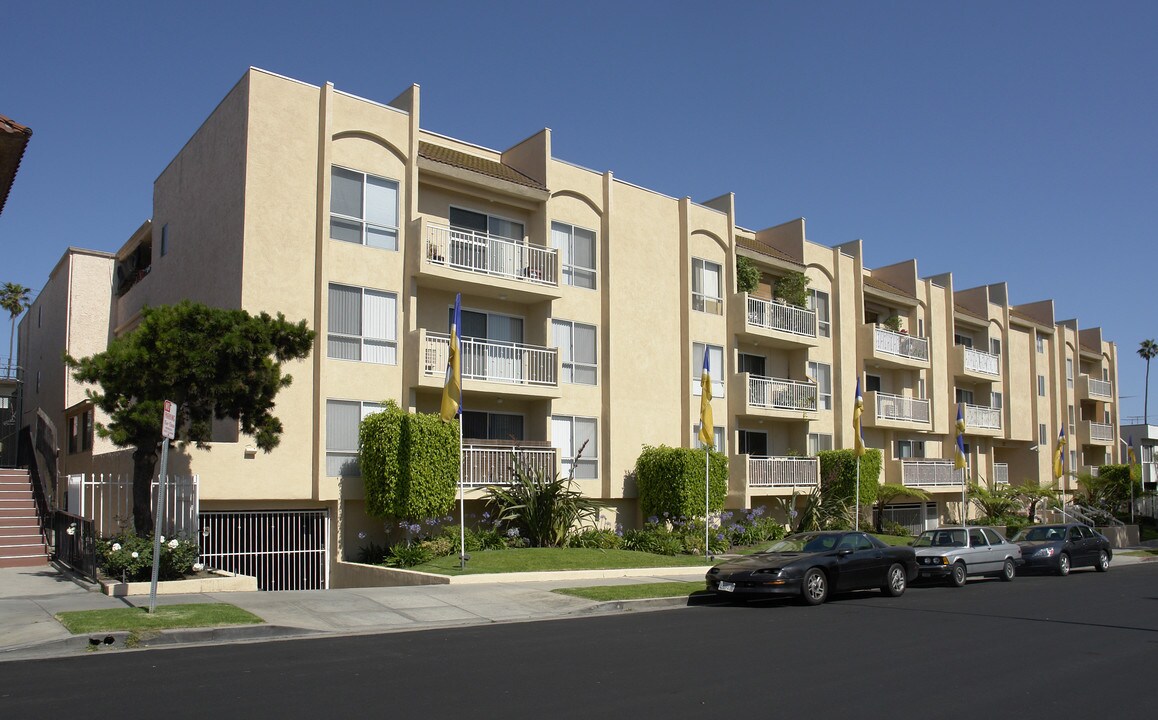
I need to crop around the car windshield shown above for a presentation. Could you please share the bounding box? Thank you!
[913,529,965,548]
[762,534,839,554]
[1014,526,1066,542]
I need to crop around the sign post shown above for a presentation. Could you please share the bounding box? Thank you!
[148,400,177,614]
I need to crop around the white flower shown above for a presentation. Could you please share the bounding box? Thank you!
[66,526,76,536]
[159,535,165,544]
[111,543,122,552]
[131,551,139,559]
[168,539,179,549]
[192,562,204,572]
[358,531,367,540]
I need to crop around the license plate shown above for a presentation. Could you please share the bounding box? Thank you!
[718,581,736,592]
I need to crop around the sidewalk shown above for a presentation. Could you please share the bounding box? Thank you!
[3,552,1155,663]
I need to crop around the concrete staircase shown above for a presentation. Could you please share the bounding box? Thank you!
[0,469,50,569]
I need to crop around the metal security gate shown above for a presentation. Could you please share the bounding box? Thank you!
[876,503,931,536]
[198,510,328,591]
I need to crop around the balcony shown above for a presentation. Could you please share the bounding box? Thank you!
[740,375,818,420]
[859,325,929,369]
[414,329,561,400]
[953,345,1001,381]
[461,443,557,490]
[901,460,965,488]
[417,219,562,302]
[1078,375,1113,402]
[747,456,820,492]
[734,294,820,348]
[864,391,930,429]
[963,403,1002,437]
[1082,421,1115,446]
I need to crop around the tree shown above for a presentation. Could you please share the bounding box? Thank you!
[1,282,31,376]
[67,301,314,534]
[874,483,930,533]
[967,483,1017,520]
[1140,339,1158,424]
[1010,484,1059,524]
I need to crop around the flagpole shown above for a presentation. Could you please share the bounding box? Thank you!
[704,447,710,560]
[854,457,860,532]
[459,415,466,570]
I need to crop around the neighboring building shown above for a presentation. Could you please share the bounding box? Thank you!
[17,68,1122,587]
[1120,421,1157,490]
[0,113,33,216]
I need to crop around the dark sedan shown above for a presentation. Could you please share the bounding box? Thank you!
[1012,523,1112,576]
[706,531,919,605]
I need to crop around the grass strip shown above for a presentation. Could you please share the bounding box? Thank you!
[552,582,709,602]
[1118,549,1158,557]
[56,603,264,634]
[410,548,710,575]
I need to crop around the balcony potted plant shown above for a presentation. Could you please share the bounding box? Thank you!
[772,271,810,308]
[883,315,904,333]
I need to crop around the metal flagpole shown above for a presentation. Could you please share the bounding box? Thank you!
[855,457,860,531]
[704,447,710,559]
[459,416,466,570]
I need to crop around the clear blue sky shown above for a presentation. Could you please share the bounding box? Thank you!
[3,1,1156,419]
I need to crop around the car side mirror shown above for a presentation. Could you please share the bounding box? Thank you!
[837,548,854,557]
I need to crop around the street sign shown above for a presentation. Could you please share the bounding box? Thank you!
[162,400,176,440]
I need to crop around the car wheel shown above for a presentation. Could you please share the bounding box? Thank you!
[882,563,907,597]
[801,568,828,606]
[949,562,967,587]
[1057,552,1071,576]
[1095,550,1110,573]
[999,558,1015,582]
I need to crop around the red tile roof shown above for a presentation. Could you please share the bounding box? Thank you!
[0,114,33,216]
[418,141,545,191]
[864,275,914,298]
[736,236,803,267]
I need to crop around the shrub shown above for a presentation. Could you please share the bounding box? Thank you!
[736,256,761,294]
[635,445,727,520]
[721,507,785,547]
[772,270,810,308]
[567,527,624,550]
[818,449,881,526]
[387,542,432,568]
[361,401,459,519]
[96,533,199,582]
[355,541,388,564]
[881,519,911,537]
[623,516,728,556]
[485,451,605,547]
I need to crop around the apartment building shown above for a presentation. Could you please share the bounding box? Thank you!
[18,68,1121,586]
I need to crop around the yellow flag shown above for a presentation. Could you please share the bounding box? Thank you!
[440,294,462,422]
[1052,427,1066,479]
[853,378,865,457]
[698,351,714,449]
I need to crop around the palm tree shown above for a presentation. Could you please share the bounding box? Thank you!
[0,282,32,377]
[874,483,930,533]
[1140,339,1158,424]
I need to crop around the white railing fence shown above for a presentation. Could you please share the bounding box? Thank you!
[964,347,1000,375]
[875,326,929,361]
[902,460,964,487]
[746,297,817,338]
[426,332,557,386]
[65,473,199,540]
[1089,422,1114,442]
[965,404,1002,430]
[425,224,558,286]
[1087,378,1112,398]
[748,376,818,411]
[748,457,819,487]
[461,446,558,488]
[876,392,930,423]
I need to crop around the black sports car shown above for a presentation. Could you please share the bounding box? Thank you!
[706,531,919,605]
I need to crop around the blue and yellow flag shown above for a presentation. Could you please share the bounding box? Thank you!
[1126,435,1137,466]
[853,378,865,457]
[1052,427,1067,480]
[698,350,714,449]
[440,293,462,422]
[954,403,967,470]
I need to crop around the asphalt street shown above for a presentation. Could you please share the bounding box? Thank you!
[2,564,1155,719]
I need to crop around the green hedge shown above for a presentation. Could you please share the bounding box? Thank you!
[819,448,881,509]
[361,401,459,518]
[635,445,728,519]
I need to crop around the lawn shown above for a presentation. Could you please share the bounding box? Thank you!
[408,548,711,575]
[553,581,709,602]
[1119,548,1158,558]
[56,603,264,635]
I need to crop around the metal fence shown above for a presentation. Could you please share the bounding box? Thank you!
[748,457,819,487]
[425,333,558,387]
[746,297,817,338]
[52,511,97,580]
[425,224,558,286]
[748,376,818,412]
[198,510,329,591]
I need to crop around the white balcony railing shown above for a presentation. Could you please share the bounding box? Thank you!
[748,457,820,488]
[425,223,558,286]
[964,403,1002,430]
[875,392,930,423]
[461,445,557,488]
[749,376,817,412]
[1087,378,1113,398]
[993,463,1009,486]
[1089,422,1114,442]
[963,347,1000,376]
[746,297,817,338]
[902,460,964,487]
[425,333,557,386]
[874,326,929,362]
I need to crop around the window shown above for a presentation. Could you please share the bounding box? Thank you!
[328,284,397,364]
[692,258,723,315]
[917,318,925,338]
[1069,449,1077,469]
[160,224,169,257]
[1066,358,1074,389]
[692,343,725,397]
[693,424,725,452]
[808,289,831,337]
[739,430,768,456]
[808,361,832,410]
[969,528,988,547]
[738,353,766,376]
[991,392,1002,410]
[865,374,882,393]
[1102,368,1109,381]
[956,388,974,405]
[462,411,524,441]
[451,207,523,241]
[1142,445,1154,464]
[982,527,1005,545]
[917,378,926,399]
[1104,409,1111,425]
[552,319,597,385]
[1036,336,1045,353]
[326,400,384,476]
[80,410,93,451]
[330,166,399,249]
[1068,405,1075,432]
[954,333,973,348]
[68,416,79,454]
[808,433,833,456]
[1039,424,1048,446]
[553,415,597,479]
[990,338,1001,356]
[1038,375,1046,396]
[895,440,925,459]
[551,222,596,289]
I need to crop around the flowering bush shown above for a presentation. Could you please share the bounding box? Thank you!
[95,533,199,582]
[720,507,785,548]
[567,527,624,549]
[622,516,728,556]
